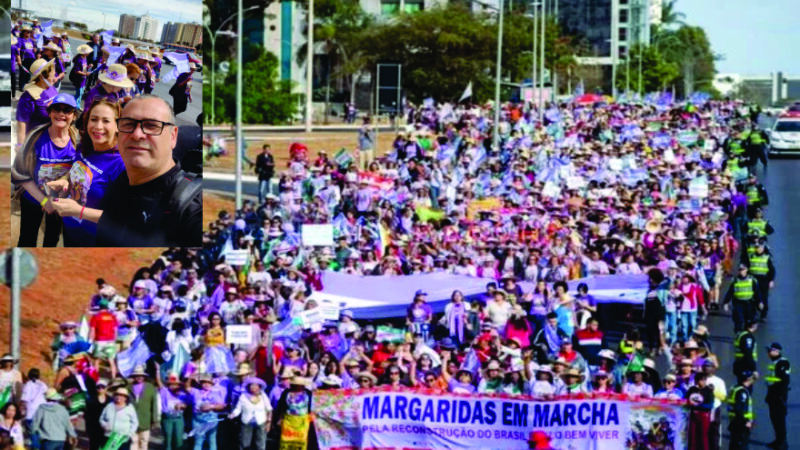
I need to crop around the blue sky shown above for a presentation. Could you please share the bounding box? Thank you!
[23,0,202,36]
[678,0,800,76]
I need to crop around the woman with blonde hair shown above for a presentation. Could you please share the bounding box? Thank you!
[47,99,126,246]
[11,91,80,247]
[15,58,58,143]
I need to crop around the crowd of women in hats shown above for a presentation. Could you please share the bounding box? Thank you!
[10,19,197,248]
[1,96,776,449]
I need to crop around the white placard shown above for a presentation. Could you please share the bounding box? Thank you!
[226,250,249,266]
[226,325,254,345]
[542,181,561,198]
[299,308,324,331]
[607,158,623,172]
[566,176,586,190]
[319,300,341,321]
[689,179,709,198]
[302,224,334,247]
[663,149,675,163]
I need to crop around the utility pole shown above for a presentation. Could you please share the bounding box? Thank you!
[235,0,243,209]
[305,0,314,132]
[538,0,546,121]
[491,0,505,152]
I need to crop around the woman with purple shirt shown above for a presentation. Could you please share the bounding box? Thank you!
[15,58,58,143]
[11,36,18,99]
[82,63,133,110]
[69,45,94,106]
[16,26,37,92]
[40,43,66,89]
[11,91,79,247]
[48,99,126,246]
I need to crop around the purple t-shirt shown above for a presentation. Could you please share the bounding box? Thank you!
[160,387,191,414]
[62,145,126,245]
[17,86,58,131]
[189,386,226,413]
[18,37,36,60]
[72,55,89,89]
[11,41,18,73]
[22,130,77,204]
[82,84,123,110]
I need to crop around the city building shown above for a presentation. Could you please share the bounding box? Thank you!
[178,23,202,48]
[119,14,136,38]
[161,22,181,44]
[134,14,160,42]
[714,73,800,106]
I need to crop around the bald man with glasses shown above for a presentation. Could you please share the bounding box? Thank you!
[95,95,202,246]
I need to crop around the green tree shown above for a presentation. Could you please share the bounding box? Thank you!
[672,26,717,97]
[615,43,679,93]
[207,48,301,124]
[295,0,372,122]
[362,3,497,103]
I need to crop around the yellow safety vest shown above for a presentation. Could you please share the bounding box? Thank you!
[750,133,765,145]
[731,141,745,155]
[747,246,757,258]
[749,254,769,276]
[733,277,754,301]
[727,385,754,420]
[748,219,767,236]
[746,186,761,204]
[766,357,790,385]
[733,331,757,361]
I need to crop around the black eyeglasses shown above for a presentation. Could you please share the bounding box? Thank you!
[117,118,174,136]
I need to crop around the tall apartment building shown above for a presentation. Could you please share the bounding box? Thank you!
[134,14,160,42]
[118,14,136,38]
[178,23,202,47]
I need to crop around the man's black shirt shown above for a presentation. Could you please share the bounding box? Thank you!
[96,162,202,246]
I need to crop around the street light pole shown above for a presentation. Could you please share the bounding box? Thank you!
[538,0,545,122]
[491,0,504,152]
[305,0,314,132]
[235,0,243,210]
[531,1,537,113]
[205,6,258,125]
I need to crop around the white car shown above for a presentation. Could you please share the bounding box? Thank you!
[768,113,800,155]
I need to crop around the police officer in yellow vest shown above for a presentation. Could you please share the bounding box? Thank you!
[746,127,769,173]
[746,208,774,239]
[744,175,769,219]
[733,320,758,380]
[728,370,756,450]
[723,264,763,333]
[746,241,775,321]
[765,342,790,450]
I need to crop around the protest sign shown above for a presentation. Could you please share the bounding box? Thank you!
[225,325,254,345]
[689,178,709,198]
[466,197,503,220]
[313,389,688,450]
[225,249,249,266]
[677,130,699,146]
[607,158,623,172]
[376,326,405,343]
[542,182,561,198]
[299,308,324,332]
[302,224,334,247]
[566,176,587,190]
[318,300,342,321]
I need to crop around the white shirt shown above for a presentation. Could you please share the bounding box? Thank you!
[531,380,554,399]
[623,382,653,398]
[231,392,273,425]
[247,270,273,287]
[706,374,727,415]
[485,300,512,329]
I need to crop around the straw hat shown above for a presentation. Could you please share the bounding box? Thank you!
[645,219,662,234]
[561,368,585,382]
[290,376,311,387]
[42,42,62,53]
[45,388,63,401]
[113,388,131,398]
[28,58,55,83]
[129,365,148,378]
[98,64,134,89]
[356,371,378,384]
[232,363,253,376]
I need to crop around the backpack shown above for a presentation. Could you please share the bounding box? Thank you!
[166,170,202,220]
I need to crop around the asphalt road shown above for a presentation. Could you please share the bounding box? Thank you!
[63,37,203,127]
[701,161,798,449]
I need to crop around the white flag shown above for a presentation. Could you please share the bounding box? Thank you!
[459,81,473,102]
[161,52,190,83]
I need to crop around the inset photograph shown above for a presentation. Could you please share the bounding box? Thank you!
[10,1,202,247]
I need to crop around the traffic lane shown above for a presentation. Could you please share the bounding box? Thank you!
[65,37,202,126]
[705,161,800,447]
[204,178,260,199]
